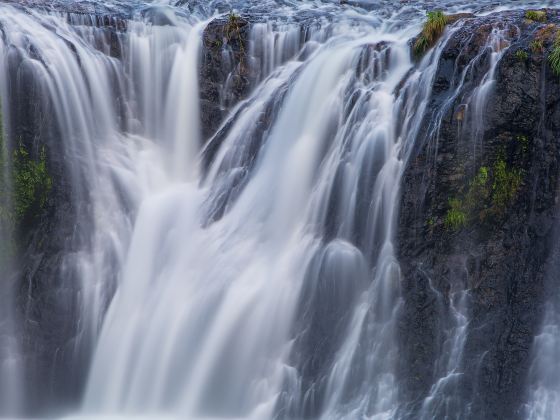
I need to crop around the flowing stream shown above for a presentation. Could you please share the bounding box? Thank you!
[0,0,558,419]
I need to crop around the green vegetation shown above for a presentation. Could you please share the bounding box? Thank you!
[12,144,52,220]
[414,11,448,56]
[548,32,560,76]
[0,98,52,266]
[525,10,547,23]
[210,39,222,50]
[445,155,524,231]
[0,140,52,225]
[445,166,490,231]
[445,198,467,230]
[530,39,544,53]
[515,49,528,61]
[492,158,522,211]
[225,12,243,41]
[224,12,246,62]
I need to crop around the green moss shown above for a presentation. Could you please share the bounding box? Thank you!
[530,39,544,53]
[515,49,528,61]
[0,97,53,266]
[0,141,52,230]
[445,166,490,231]
[414,11,448,56]
[12,144,52,219]
[475,166,489,186]
[445,198,467,230]
[444,159,523,231]
[525,10,547,23]
[548,32,560,76]
[492,158,522,212]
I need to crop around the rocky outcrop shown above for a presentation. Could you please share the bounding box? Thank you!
[398,9,560,419]
[199,15,253,142]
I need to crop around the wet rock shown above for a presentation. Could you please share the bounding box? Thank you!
[199,15,253,142]
[1,44,87,416]
[398,9,560,419]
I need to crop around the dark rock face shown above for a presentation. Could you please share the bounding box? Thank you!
[3,37,89,417]
[398,10,560,419]
[0,12,128,417]
[199,15,253,142]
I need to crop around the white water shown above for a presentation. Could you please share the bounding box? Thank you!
[81,15,426,418]
[0,1,557,419]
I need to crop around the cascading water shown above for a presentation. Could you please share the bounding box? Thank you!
[83,15,428,418]
[0,1,559,419]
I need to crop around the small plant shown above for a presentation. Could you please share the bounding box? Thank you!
[12,144,52,219]
[445,165,497,231]
[444,154,524,231]
[414,11,448,56]
[515,49,528,61]
[224,11,246,53]
[211,39,222,49]
[414,36,429,55]
[224,12,241,39]
[525,10,547,23]
[492,158,522,211]
[474,166,489,186]
[445,198,467,230]
[530,39,544,53]
[222,11,247,75]
[228,12,240,25]
[548,32,560,76]
[445,166,490,231]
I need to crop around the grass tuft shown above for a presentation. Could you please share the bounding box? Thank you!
[445,198,467,230]
[414,11,448,56]
[515,49,528,61]
[548,32,560,76]
[530,39,544,53]
[525,10,547,23]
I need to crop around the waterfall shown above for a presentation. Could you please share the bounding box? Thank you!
[0,1,558,419]
[82,14,427,418]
